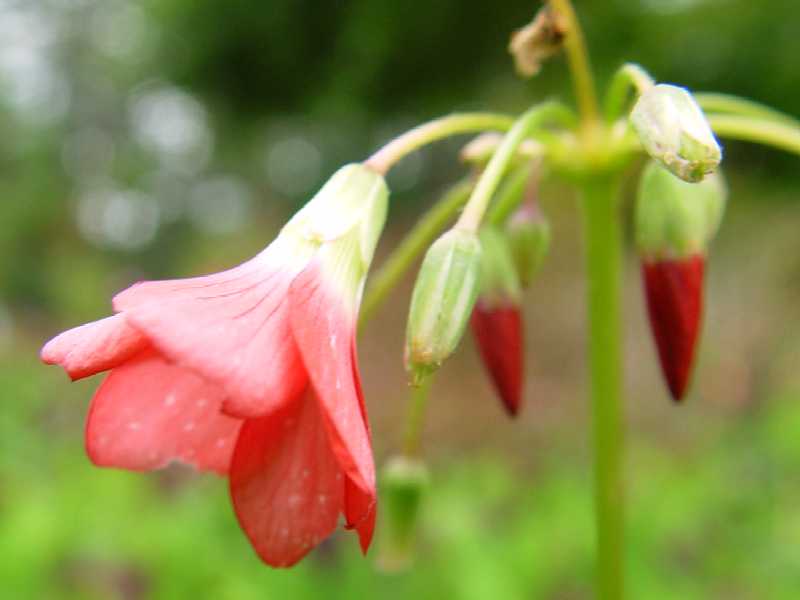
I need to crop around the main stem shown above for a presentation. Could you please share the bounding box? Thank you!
[581,175,624,600]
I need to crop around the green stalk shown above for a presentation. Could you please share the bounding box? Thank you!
[581,175,625,600]
[707,114,800,157]
[403,375,433,457]
[604,63,654,123]
[359,179,473,329]
[549,0,600,128]
[457,103,570,232]
[365,113,514,175]
[697,93,800,126]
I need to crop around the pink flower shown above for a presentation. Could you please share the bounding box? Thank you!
[41,164,388,567]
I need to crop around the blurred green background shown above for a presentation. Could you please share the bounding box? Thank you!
[2,0,800,598]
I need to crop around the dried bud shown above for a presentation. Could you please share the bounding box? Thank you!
[376,456,430,572]
[636,161,727,401]
[507,203,551,289]
[631,84,722,183]
[470,228,524,416]
[508,6,566,78]
[405,228,482,384]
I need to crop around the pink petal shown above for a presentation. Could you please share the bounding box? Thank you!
[86,351,241,474]
[114,247,308,418]
[288,260,375,499]
[344,338,376,552]
[41,314,149,381]
[229,390,346,567]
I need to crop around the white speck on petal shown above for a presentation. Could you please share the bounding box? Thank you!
[318,494,327,505]
[164,393,176,407]
[196,397,208,408]
[288,494,302,508]
[128,421,141,431]
[183,421,195,432]
[215,438,227,448]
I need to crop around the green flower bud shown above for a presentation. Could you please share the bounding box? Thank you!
[506,204,551,288]
[477,227,522,306]
[635,161,727,259]
[631,84,722,183]
[376,456,430,572]
[405,228,482,384]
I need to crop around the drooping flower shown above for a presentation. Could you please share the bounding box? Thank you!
[41,164,388,567]
[469,227,524,416]
[635,160,726,401]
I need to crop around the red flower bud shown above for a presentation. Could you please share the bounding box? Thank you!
[469,228,524,416]
[642,255,704,402]
[470,301,523,416]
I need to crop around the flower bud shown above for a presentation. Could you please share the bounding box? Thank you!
[375,456,430,572]
[636,161,727,402]
[635,161,726,260]
[506,203,551,289]
[631,84,722,183]
[405,228,482,384]
[470,227,524,416]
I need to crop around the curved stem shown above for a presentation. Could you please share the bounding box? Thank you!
[548,0,599,128]
[707,114,800,156]
[365,113,514,175]
[604,63,654,123]
[359,179,473,329]
[581,175,625,600]
[486,163,534,226]
[457,103,569,232]
[697,93,799,126]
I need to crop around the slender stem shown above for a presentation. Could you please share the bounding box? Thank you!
[697,93,800,126]
[359,179,473,329]
[456,103,568,232]
[580,175,625,600]
[604,63,654,123]
[548,0,599,128]
[486,163,534,226]
[365,113,514,175]
[707,114,800,157]
[403,375,433,457]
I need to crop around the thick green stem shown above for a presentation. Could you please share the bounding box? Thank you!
[581,176,625,600]
[359,179,473,329]
[365,113,514,175]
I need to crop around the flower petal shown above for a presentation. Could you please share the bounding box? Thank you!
[41,314,149,381]
[86,351,241,474]
[642,255,704,401]
[114,240,312,418]
[470,301,524,416]
[288,258,375,499]
[343,339,376,552]
[229,390,345,567]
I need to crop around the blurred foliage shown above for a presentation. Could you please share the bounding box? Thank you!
[2,0,800,598]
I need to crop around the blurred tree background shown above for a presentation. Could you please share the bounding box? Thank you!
[2,0,800,598]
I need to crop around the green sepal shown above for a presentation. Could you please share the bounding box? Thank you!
[405,228,482,384]
[635,160,727,259]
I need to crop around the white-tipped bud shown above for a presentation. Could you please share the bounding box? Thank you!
[631,84,721,183]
